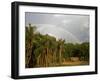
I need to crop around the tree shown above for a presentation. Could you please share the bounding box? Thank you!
[57,39,65,64]
[80,42,89,61]
[25,24,36,68]
[63,43,74,61]
[25,24,89,68]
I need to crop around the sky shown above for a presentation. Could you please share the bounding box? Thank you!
[25,12,89,44]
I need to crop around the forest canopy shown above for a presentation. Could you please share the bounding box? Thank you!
[25,24,89,68]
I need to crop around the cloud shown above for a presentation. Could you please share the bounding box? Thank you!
[35,24,80,43]
[25,12,89,43]
[62,20,71,24]
[53,14,63,17]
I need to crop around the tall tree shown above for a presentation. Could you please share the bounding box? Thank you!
[25,24,36,68]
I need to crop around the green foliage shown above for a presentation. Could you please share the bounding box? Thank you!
[25,24,89,68]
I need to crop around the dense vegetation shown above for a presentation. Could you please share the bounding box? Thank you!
[25,24,89,68]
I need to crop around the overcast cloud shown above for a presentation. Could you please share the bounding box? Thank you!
[25,12,89,44]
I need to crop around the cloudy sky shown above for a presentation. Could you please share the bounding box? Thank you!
[25,12,89,44]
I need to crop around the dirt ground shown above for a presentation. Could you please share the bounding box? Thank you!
[61,61,89,66]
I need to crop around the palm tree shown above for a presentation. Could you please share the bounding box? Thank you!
[25,24,36,68]
[57,39,65,65]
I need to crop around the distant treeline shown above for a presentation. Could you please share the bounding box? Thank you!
[25,24,89,68]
